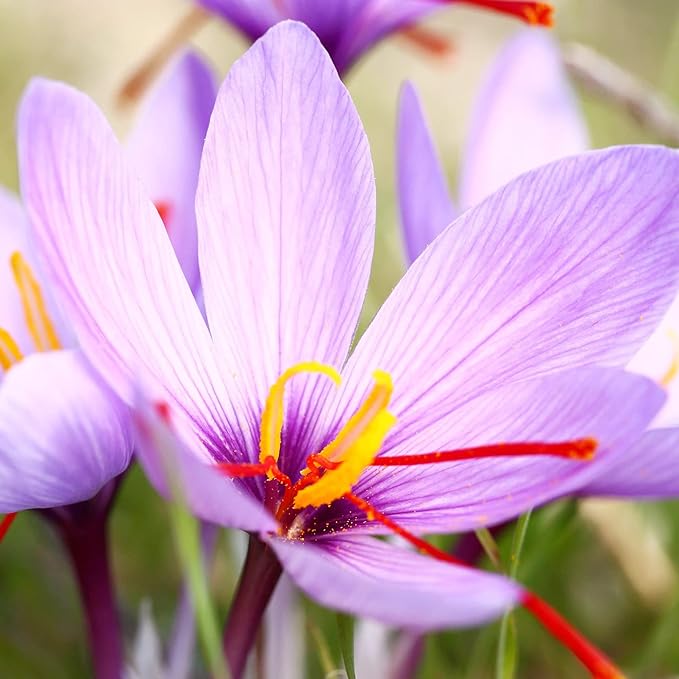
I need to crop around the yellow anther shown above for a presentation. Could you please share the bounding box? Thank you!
[259,361,341,465]
[319,369,393,463]
[0,328,23,371]
[10,252,60,353]
[661,329,679,387]
[294,370,397,508]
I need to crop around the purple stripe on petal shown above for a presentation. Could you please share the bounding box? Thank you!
[331,146,679,454]
[127,50,217,293]
[19,78,251,462]
[580,427,679,499]
[318,367,663,535]
[0,350,132,512]
[459,28,588,210]
[268,534,520,629]
[196,21,375,472]
[397,81,456,264]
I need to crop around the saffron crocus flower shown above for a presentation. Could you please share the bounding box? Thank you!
[19,21,679,678]
[197,0,553,75]
[0,185,132,516]
[398,28,679,427]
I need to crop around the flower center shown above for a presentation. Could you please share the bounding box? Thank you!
[0,251,61,372]
[219,361,596,529]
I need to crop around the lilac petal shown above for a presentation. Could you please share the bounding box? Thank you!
[628,293,679,426]
[335,367,664,534]
[0,186,69,357]
[459,29,588,210]
[579,428,679,499]
[397,82,456,263]
[196,21,374,469]
[196,0,281,41]
[331,146,679,457]
[268,534,520,629]
[18,78,248,457]
[134,398,277,533]
[127,50,217,292]
[0,350,132,512]
[0,186,34,355]
[263,575,304,679]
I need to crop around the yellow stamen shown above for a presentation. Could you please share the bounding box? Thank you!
[259,361,341,466]
[661,329,679,386]
[0,328,23,371]
[10,252,60,353]
[294,370,397,508]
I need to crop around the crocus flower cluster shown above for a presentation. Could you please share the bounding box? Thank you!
[16,17,679,678]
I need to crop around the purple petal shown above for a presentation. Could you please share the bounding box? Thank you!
[628,293,679,426]
[459,29,588,210]
[331,146,679,456]
[268,534,520,628]
[331,368,664,534]
[280,1,441,74]
[196,0,281,41]
[134,398,278,533]
[18,78,249,459]
[196,21,374,470]
[127,50,217,292]
[0,350,132,512]
[0,186,70,356]
[397,82,456,264]
[579,428,679,499]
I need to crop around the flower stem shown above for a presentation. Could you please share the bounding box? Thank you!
[58,510,122,679]
[223,535,282,679]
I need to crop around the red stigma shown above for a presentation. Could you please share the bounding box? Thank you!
[372,438,597,467]
[0,513,17,544]
[521,592,626,678]
[154,201,173,231]
[456,1,554,26]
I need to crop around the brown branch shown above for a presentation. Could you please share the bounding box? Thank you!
[117,6,210,107]
[563,42,679,146]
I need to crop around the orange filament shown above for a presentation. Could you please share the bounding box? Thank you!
[0,513,17,544]
[398,25,455,58]
[372,438,597,467]
[521,592,626,678]
[0,328,23,371]
[154,201,173,230]
[456,1,554,26]
[10,251,60,353]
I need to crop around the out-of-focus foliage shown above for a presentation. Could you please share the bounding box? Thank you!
[1,0,679,676]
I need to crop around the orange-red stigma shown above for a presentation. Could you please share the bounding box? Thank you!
[372,438,597,467]
[0,513,17,544]
[457,1,554,26]
[154,201,172,230]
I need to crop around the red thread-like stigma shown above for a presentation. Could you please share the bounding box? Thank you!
[0,513,17,544]
[372,438,596,467]
[456,1,554,26]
